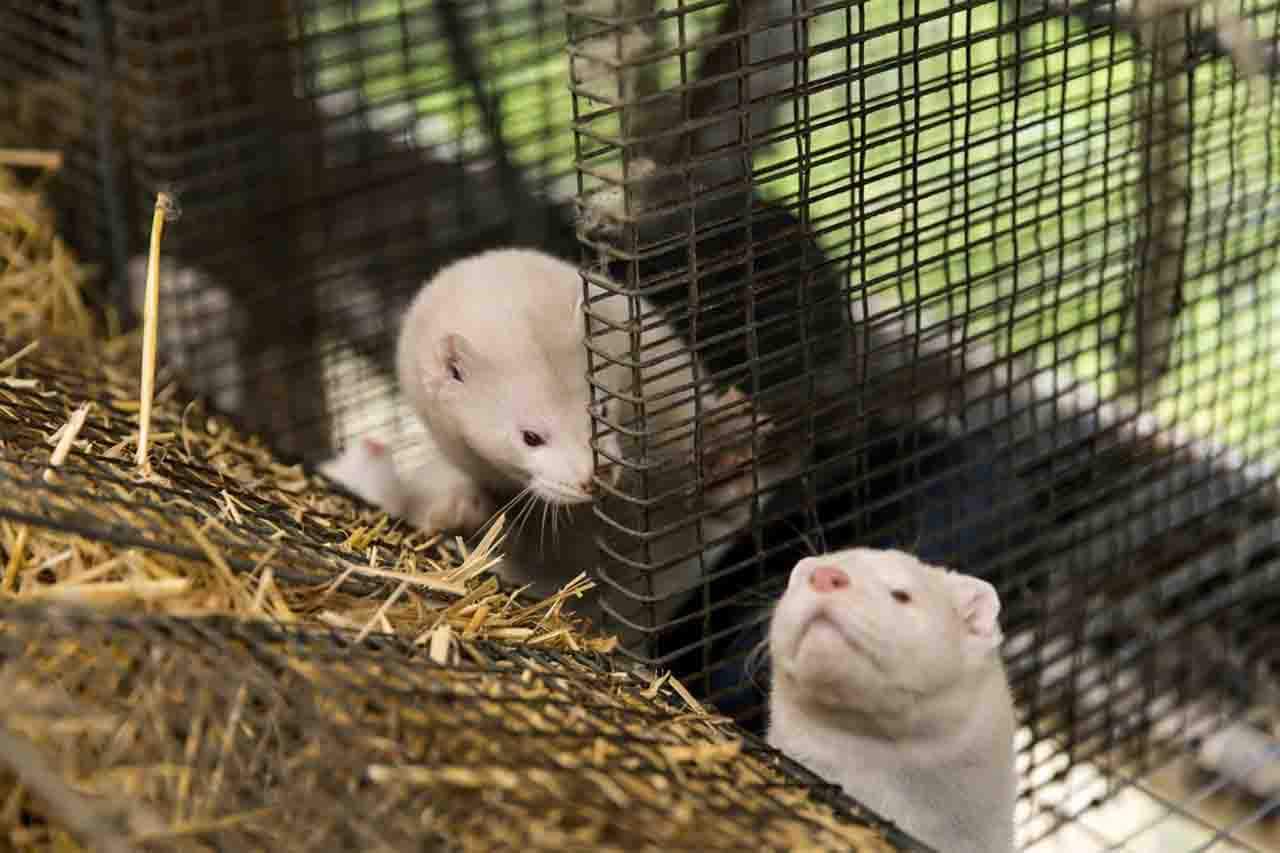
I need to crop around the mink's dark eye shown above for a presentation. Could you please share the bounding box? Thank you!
[522,431,546,448]
[892,589,911,604]
[446,358,463,383]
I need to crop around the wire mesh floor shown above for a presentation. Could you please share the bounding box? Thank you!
[0,601,919,852]
[1023,732,1280,852]
[1013,650,1280,853]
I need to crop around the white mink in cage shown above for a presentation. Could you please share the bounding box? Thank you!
[392,248,624,533]
[321,246,803,629]
[391,247,739,533]
[766,547,1017,853]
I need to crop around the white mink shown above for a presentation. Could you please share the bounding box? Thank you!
[766,548,1016,853]
[394,247,702,536]
[392,246,805,628]
[317,437,410,518]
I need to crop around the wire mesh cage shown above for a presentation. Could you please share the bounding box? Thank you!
[563,0,1280,848]
[4,0,1280,850]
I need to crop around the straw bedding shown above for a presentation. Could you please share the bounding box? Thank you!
[0,160,911,851]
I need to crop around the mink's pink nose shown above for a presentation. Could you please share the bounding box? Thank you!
[809,565,850,594]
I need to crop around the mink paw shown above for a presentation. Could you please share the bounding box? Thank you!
[406,477,494,537]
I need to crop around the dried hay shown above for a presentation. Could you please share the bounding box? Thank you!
[0,158,97,343]
[0,332,626,653]
[0,161,909,850]
[0,604,905,852]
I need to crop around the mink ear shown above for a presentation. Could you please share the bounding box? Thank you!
[943,572,1003,649]
[437,333,476,381]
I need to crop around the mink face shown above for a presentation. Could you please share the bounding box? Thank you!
[397,248,622,506]
[766,548,1015,853]
[768,547,1003,718]
[430,326,599,504]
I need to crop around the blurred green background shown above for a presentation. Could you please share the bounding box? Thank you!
[305,0,1280,457]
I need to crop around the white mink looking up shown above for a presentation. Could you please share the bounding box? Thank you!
[766,548,1016,853]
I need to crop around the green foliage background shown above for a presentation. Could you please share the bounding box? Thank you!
[305,0,1279,456]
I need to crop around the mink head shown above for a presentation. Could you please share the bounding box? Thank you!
[768,547,1004,720]
[398,249,618,505]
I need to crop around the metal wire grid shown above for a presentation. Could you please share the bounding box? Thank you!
[564,0,1280,845]
[1017,695,1280,850]
[0,2,120,289]
[0,601,926,852]
[1006,543,1280,847]
[5,1,1280,849]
